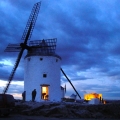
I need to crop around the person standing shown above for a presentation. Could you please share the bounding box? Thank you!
[22,91,26,102]
[32,89,37,102]
[100,96,102,103]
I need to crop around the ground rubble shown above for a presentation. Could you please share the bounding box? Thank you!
[13,101,120,119]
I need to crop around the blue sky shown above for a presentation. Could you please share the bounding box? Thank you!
[0,0,120,100]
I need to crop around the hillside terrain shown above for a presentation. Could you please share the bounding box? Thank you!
[13,100,120,119]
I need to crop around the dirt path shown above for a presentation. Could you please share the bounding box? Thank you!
[0,114,94,120]
[0,114,61,120]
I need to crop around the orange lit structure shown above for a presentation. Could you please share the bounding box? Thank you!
[84,93,102,101]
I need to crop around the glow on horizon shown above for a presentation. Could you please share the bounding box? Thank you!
[0,80,7,87]
[0,80,24,87]
[10,93,22,99]
[0,59,13,66]
[62,78,120,100]
[0,80,24,99]
[0,78,119,100]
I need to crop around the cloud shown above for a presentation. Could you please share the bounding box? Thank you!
[0,0,120,99]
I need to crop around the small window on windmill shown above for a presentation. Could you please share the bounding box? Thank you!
[40,58,43,61]
[43,74,47,78]
[56,59,58,62]
[28,58,31,61]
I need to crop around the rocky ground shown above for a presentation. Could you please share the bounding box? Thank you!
[12,100,120,119]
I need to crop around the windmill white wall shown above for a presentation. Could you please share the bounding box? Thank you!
[24,54,62,102]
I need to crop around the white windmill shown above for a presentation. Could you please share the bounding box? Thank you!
[24,38,62,101]
[4,2,81,102]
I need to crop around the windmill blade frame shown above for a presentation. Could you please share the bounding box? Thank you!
[3,2,41,94]
[61,68,81,99]
[22,2,41,42]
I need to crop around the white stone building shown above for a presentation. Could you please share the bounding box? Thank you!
[24,39,64,102]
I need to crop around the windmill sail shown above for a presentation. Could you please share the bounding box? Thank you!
[4,43,21,52]
[3,2,41,94]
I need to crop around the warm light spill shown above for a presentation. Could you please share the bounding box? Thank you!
[84,93,102,100]
[41,86,49,100]
[104,100,106,104]
[42,87,47,93]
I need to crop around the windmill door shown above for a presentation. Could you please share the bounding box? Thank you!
[41,85,49,100]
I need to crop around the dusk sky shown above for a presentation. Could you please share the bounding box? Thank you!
[0,0,120,100]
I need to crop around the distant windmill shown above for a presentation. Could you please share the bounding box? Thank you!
[3,2,81,101]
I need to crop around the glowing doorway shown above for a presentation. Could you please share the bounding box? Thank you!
[41,85,49,100]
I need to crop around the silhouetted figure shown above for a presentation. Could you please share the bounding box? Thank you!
[100,96,102,103]
[32,89,37,102]
[45,95,49,100]
[22,91,26,102]
[42,93,46,99]
[102,98,104,103]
